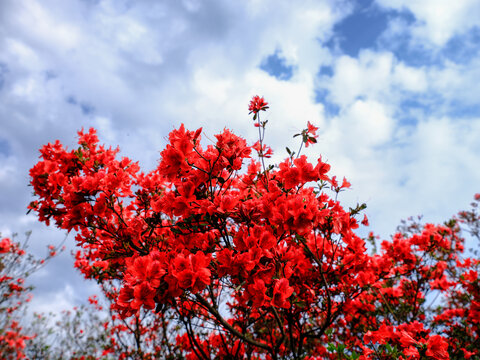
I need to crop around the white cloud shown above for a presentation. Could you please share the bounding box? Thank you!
[27,284,81,318]
[316,112,480,237]
[0,156,17,185]
[4,38,43,70]
[94,115,116,142]
[324,50,427,108]
[14,1,81,52]
[344,99,393,147]
[312,39,480,238]
[393,63,427,92]
[427,58,480,107]
[376,0,480,46]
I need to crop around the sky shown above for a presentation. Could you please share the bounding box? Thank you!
[0,0,479,314]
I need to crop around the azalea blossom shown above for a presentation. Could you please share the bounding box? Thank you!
[248,95,268,114]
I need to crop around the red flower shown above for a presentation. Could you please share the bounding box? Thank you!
[462,348,476,359]
[305,121,319,147]
[126,255,165,289]
[248,95,269,114]
[306,121,318,136]
[341,177,351,189]
[271,278,294,308]
[361,214,369,226]
[252,141,273,158]
[173,252,211,293]
[363,323,393,345]
[132,281,156,310]
[426,335,449,360]
[0,237,12,253]
[315,157,331,181]
[248,279,268,307]
[117,285,134,308]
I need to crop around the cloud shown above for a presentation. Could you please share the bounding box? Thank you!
[313,41,480,237]
[321,50,428,109]
[427,57,480,109]
[376,0,480,47]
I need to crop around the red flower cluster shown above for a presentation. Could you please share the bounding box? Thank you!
[293,120,320,149]
[248,95,269,114]
[0,321,31,358]
[27,99,480,359]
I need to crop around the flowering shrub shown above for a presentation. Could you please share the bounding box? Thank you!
[0,233,62,359]
[0,235,175,359]
[28,97,479,359]
[23,289,178,360]
[84,283,182,359]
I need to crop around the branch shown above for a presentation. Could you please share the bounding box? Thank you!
[195,294,271,351]
[271,306,285,353]
[297,235,333,333]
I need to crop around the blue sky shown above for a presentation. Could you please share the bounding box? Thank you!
[0,0,479,313]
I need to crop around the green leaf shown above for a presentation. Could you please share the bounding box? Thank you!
[295,300,306,308]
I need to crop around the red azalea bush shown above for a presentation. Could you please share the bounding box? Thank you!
[28,97,479,359]
[0,233,62,359]
[80,284,183,359]
[23,289,177,360]
[0,240,175,359]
